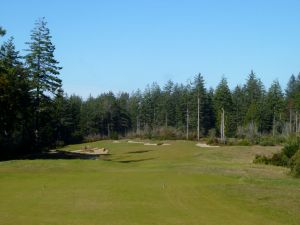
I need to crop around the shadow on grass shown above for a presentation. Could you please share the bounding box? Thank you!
[126,150,153,154]
[103,157,156,163]
[1,150,156,162]
[19,150,111,160]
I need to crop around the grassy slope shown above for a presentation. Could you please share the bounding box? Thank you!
[0,140,300,225]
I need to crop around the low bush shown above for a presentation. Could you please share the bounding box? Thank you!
[258,135,288,146]
[270,152,289,166]
[253,152,288,167]
[253,154,270,164]
[110,132,119,140]
[282,140,300,158]
[207,138,218,145]
[291,150,300,177]
[236,139,251,146]
[84,133,103,142]
[259,136,276,146]
[254,137,300,177]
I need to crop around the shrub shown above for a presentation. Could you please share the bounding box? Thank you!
[259,136,276,146]
[282,140,300,158]
[158,127,177,140]
[236,139,251,146]
[270,152,289,166]
[253,138,300,177]
[207,129,217,143]
[253,152,289,166]
[55,140,65,148]
[253,154,270,164]
[237,124,259,142]
[207,138,218,145]
[290,150,300,177]
[110,132,119,140]
[84,133,103,142]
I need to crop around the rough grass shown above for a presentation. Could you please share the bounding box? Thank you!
[0,140,300,225]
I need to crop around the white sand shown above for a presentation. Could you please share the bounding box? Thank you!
[128,140,144,144]
[144,143,158,146]
[196,143,219,148]
[72,148,109,155]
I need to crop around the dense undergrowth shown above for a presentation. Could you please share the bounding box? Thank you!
[254,137,300,177]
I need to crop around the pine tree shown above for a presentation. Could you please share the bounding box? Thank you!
[232,85,244,134]
[25,18,62,98]
[286,74,297,99]
[286,74,298,133]
[243,70,265,127]
[0,37,22,67]
[0,27,5,37]
[128,90,142,135]
[117,92,131,136]
[163,80,175,127]
[214,77,234,137]
[190,73,212,137]
[150,82,162,128]
[0,37,33,155]
[0,26,6,76]
[25,18,62,146]
[266,80,285,134]
[140,85,155,132]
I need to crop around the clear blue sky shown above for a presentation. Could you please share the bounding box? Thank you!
[1,0,300,97]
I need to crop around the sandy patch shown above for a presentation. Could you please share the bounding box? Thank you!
[128,140,144,144]
[196,143,219,148]
[73,147,109,155]
[127,140,171,146]
[144,143,158,146]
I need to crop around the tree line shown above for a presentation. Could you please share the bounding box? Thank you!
[1,19,300,158]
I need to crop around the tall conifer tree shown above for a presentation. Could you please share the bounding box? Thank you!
[25,18,62,145]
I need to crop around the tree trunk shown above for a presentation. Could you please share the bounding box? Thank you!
[186,107,189,140]
[165,112,168,127]
[136,115,139,135]
[296,112,298,133]
[273,113,275,137]
[35,55,41,147]
[290,108,293,134]
[272,107,276,136]
[197,97,200,141]
[107,123,110,137]
[220,108,225,143]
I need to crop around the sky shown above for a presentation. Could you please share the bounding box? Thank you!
[1,0,300,98]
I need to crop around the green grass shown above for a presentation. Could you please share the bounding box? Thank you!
[1,140,300,225]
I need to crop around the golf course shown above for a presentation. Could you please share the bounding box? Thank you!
[1,140,299,225]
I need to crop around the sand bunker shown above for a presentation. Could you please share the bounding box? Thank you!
[144,143,158,146]
[196,143,219,148]
[73,147,109,155]
[128,140,144,144]
[127,140,171,146]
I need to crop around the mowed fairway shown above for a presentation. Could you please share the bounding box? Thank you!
[0,141,300,225]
